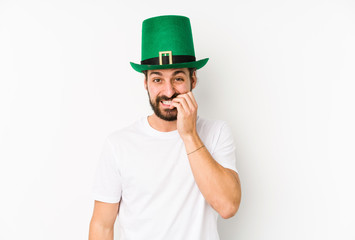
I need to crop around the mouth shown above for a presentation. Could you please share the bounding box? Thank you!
[157,93,180,109]
[160,100,174,109]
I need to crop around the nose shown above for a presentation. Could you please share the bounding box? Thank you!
[162,81,176,98]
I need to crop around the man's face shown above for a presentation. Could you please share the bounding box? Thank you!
[144,68,196,121]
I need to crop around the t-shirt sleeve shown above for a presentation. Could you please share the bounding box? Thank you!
[91,137,122,203]
[212,122,239,174]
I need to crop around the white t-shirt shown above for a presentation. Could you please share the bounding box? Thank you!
[92,116,239,240]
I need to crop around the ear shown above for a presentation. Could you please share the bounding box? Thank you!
[191,70,197,90]
[144,78,148,90]
[143,70,149,90]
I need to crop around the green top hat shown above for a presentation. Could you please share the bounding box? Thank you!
[130,15,209,73]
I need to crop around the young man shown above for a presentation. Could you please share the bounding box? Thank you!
[89,15,241,240]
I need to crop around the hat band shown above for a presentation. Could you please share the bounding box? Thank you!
[141,55,196,65]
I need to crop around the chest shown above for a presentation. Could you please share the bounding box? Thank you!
[118,138,196,202]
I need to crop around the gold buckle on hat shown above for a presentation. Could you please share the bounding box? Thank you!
[159,51,173,65]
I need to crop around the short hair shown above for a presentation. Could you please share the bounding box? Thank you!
[143,68,196,80]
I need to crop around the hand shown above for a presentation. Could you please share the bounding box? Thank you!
[171,91,198,139]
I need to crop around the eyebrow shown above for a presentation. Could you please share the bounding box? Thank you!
[149,71,162,76]
[149,70,187,77]
[172,70,187,76]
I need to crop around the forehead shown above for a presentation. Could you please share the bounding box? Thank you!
[147,68,189,77]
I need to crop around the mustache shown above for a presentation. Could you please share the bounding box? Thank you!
[156,92,180,103]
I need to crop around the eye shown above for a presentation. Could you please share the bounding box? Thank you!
[153,78,161,83]
[175,77,184,82]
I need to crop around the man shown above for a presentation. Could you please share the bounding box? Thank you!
[89,15,241,240]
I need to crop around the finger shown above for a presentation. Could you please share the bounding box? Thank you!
[171,101,184,115]
[175,93,195,111]
[187,92,198,108]
[172,97,190,114]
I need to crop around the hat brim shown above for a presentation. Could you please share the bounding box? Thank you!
[130,58,209,73]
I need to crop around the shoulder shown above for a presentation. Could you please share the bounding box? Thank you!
[105,117,146,144]
[196,116,233,151]
[196,116,229,134]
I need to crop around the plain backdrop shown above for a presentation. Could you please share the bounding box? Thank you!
[1,0,355,239]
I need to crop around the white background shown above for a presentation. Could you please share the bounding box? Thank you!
[1,0,354,239]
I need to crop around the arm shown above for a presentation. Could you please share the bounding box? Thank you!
[183,133,241,219]
[89,200,120,240]
[172,92,242,219]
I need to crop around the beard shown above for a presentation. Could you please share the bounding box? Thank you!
[148,91,180,121]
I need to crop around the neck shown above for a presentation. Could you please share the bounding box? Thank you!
[147,114,177,132]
